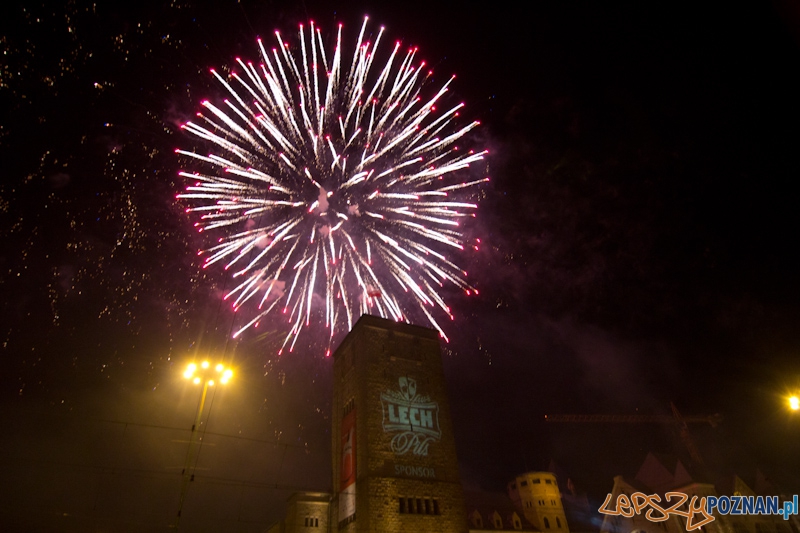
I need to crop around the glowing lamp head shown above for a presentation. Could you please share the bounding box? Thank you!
[789,395,800,411]
[201,361,210,369]
[215,363,224,372]
[184,363,197,379]
[193,377,201,385]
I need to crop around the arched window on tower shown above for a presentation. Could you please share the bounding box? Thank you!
[544,517,551,529]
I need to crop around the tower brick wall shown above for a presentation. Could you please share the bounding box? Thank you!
[331,315,468,533]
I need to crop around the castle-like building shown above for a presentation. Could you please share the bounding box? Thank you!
[266,315,577,533]
[265,316,800,533]
[329,315,467,532]
[507,471,570,532]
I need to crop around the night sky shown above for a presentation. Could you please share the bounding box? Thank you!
[2,2,800,531]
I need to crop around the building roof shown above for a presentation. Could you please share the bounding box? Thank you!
[286,491,331,504]
[333,314,441,357]
[634,452,696,492]
[464,489,538,531]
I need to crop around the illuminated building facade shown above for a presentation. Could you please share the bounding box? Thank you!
[268,492,331,532]
[330,315,468,532]
[269,315,580,532]
[508,472,570,533]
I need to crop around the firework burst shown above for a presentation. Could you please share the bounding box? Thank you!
[177,17,488,354]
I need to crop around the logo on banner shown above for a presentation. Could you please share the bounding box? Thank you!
[381,377,441,456]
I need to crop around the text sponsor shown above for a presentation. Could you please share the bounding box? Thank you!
[395,464,436,478]
[600,492,799,532]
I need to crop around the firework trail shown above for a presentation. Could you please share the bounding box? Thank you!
[177,17,488,354]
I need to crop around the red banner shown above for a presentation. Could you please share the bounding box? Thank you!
[339,408,356,520]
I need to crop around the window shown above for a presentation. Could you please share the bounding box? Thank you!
[343,398,355,415]
[545,479,552,485]
[544,517,551,529]
[521,480,528,487]
[400,497,440,515]
[533,478,541,484]
[494,513,503,529]
[304,517,319,527]
[338,513,356,528]
[551,499,556,505]
[557,517,562,528]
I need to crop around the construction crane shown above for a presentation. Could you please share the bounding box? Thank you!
[544,403,722,466]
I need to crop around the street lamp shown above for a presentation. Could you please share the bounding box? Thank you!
[177,360,233,522]
[789,395,799,411]
[183,360,233,432]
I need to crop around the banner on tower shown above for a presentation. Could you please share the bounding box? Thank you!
[339,408,356,521]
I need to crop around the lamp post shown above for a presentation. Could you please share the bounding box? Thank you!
[176,361,233,523]
[789,395,799,411]
[182,361,233,436]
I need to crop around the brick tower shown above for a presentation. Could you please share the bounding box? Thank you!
[331,315,467,532]
[508,472,570,533]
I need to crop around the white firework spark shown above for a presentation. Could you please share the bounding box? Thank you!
[177,17,488,354]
